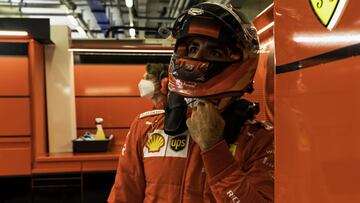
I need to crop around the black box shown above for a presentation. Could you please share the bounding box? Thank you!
[72,136,113,153]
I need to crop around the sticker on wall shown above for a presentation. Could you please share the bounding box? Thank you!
[309,0,348,30]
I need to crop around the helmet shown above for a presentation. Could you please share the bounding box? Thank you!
[168,2,260,98]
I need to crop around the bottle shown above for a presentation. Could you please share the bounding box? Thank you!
[95,118,106,140]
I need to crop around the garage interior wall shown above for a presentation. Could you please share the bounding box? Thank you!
[45,25,77,153]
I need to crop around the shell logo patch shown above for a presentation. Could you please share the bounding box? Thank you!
[309,0,348,30]
[145,133,165,152]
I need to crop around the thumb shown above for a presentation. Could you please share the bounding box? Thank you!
[186,118,192,129]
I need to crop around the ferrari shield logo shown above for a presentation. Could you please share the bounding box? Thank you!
[309,0,348,30]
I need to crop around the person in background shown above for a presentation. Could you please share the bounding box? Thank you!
[109,2,274,203]
[138,63,168,109]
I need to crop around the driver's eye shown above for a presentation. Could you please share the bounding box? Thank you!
[209,49,224,58]
[188,45,199,55]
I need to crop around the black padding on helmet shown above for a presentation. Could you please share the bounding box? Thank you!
[221,99,259,144]
[164,92,188,135]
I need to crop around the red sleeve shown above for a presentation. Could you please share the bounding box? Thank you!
[201,128,274,203]
[108,117,146,203]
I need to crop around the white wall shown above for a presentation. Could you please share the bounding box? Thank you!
[45,26,77,153]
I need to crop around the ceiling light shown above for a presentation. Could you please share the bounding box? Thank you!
[129,28,136,38]
[21,7,69,14]
[22,0,60,4]
[293,33,360,44]
[128,8,134,26]
[260,39,273,49]
[0,30,28,36]
[125,0,133,8]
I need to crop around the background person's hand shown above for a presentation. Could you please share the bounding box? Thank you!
[186,101,225,151]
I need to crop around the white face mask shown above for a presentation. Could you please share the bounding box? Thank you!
[138,79,155,98]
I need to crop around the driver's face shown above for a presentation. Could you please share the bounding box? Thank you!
[185,38,242,61]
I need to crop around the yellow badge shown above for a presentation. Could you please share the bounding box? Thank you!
[145,133,165,152]
[229,144,237,157]
[309,0,348,30]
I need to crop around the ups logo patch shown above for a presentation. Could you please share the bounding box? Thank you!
[170,135,187,152]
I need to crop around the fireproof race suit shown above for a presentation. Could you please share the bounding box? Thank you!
[108,109,274,203]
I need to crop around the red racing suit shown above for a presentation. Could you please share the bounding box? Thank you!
[108,109,274,203]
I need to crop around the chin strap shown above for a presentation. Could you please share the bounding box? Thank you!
[164,92,188,135]
[221,99,259,144]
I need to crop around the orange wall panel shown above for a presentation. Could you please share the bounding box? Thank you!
[74,64,146,96]
[0,57,29,96]
[32,161,82,174]
[0,137,31,176]
[253,4,273,42]
[243,48,273,122]
[243,5,274,123]
[275,0,360,202]
[29,40,47,158]
[76,97,152,128]
[276,56,360,203]
[0,98,31,136]
[82,160,118,172]
[275,0,358,66]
